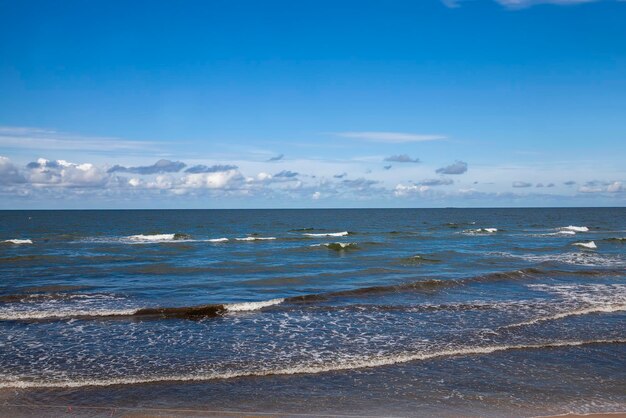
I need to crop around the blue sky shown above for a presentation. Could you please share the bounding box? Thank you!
[0,0,624,208]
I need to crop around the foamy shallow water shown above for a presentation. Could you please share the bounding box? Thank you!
[0,208,625,416]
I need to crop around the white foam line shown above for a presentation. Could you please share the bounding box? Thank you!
[2,239,33,245]
[502,304,626,328]
[0,309,139,321]
[303,231,349,237]
[235,237,276,241]
[225,298,284,312]
[572,241,597,249]
[207,238,229,243]
[1,339,622,389]
[560,226,589,232]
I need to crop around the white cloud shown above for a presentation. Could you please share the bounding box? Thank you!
[394,183,431,197]
[25,158,109,187]
[182,169,243,189]
[0,156,25,184]
[334,131,445,143]
[607,181,623,193]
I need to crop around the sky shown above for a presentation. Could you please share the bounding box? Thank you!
[0,0,625,209]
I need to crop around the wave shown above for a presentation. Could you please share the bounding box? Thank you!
[303,231,349,237]
[503,304,626,329]
[234,236,276,241]
[494,251,625,267]
[604,237,626,243]
[8,268,614,322]
[1,239,32,245]
[323,242,358,251]
[224,298,285,312]
[398,255,442,265]
[2,339,622,389]
[0,297,286,321]
[126,233,192,243]
[207,237,229,243]
[572,241,597,249]
[560,226,589,232]
[464,228,497,235]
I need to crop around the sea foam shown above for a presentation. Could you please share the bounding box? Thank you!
[2,239,33,245]
[572,241,597,249]
[225,298,284,312]
[561,226,589,232]
[303,231,349,237]
[1,339,622,389]
[235,236,276,241]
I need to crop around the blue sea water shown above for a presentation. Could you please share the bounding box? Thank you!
[0,208,624,417]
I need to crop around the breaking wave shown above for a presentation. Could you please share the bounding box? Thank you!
[1,239,33,245]
[560,226,589,232]
[303,231,349,237]
[572,241,597,249]
[235,236,277,241]
[1,339,622,389]
[464,228,498,235]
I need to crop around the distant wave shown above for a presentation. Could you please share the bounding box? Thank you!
[303,231,349,237]
[234,236,276,241]
[560,226,589,232]
[572,241,597,249]
[127,233,192,243]
[494,251,625,267]
[310,242,359,251]
[604,237,626,243]
[463,228,498,235]
[1,239,32,245]
[2,339,623,388]
[398,255,442,265]
[207,237,229,243]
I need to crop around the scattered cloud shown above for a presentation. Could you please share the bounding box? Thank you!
[383,165,392,170]
[607,181,623,193]
[108,159,186,175]
[341,178,379,190]
[564,180,577,186]
[274,170,299,178]
[418,178,454,186]
[335,131,445,143]
[185,164,238,174]
[394,184,431,197]
[436,161,468,175]
[580,181,623,194]
[25,158,108,187]
[0,156,25,184]
[267,154,284,162]
[385,154,421,163]
[1,155,624,206]
[512,181,533,188]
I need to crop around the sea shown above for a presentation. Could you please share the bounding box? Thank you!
[0,208,624,417]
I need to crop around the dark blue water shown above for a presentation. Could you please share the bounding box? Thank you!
[1,208,624,416]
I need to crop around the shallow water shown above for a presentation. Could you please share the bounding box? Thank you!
[0,208,624,416]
